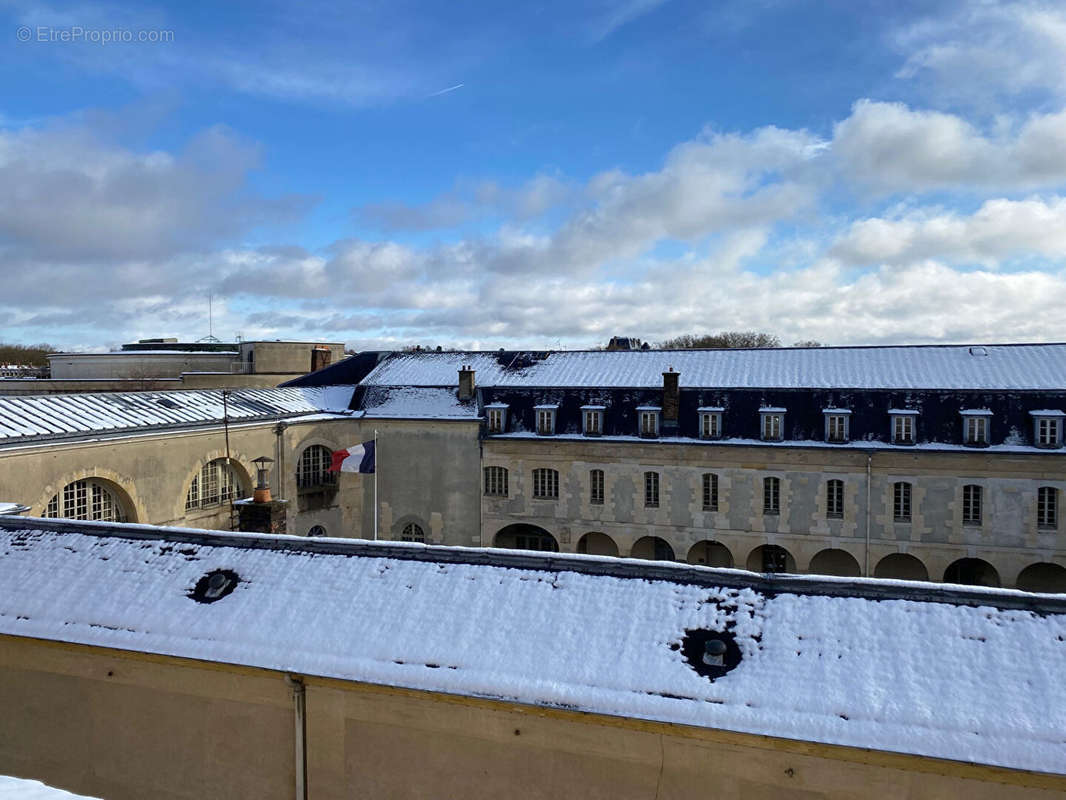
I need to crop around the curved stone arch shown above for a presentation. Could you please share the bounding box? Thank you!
[493,523,559,552]
[943,557,1001,588]
[630,535,675,561]
[1015,562,1066,593]
[290,430,349,482]
[808,548,862,578]
[874,553,930,582]
[746,544,796,574]
[686,540,734,568]
[392,513,429,543]
[34,468,142,524]
[173,447,257,522]
[576,531,619,557]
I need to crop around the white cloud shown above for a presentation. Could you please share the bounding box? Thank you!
[894,1,1066,106]
[832,100,1066,193]
[831,197,1066,267]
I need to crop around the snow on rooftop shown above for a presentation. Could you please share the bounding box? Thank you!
[360,386,478,420]
[1,521,1064,774]
[0,386,355,445]
[359,344,1066,391]
[0,776,101,799]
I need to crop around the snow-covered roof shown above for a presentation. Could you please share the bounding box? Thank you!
[0,386,355,445]
[1,518,1064,774]
[359,387,478,420]
[0,776,100,799]
[359,344,1066,390]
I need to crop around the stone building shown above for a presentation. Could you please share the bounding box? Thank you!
[1,342,1064,592]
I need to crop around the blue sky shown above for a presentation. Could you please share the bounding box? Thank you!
[1,0,1065,350]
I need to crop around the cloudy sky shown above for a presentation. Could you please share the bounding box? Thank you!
[2,0,1065,351]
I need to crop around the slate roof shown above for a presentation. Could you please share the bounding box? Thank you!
[0,386,355,445]
[358,344,1066,391]
[1,517,1064,774]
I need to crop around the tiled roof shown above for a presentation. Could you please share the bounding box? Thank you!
[359,344,1066,390]
[0,386,355,445]
[1,518,1065,774]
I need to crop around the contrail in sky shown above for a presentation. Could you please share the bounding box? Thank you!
[428,83,465,97]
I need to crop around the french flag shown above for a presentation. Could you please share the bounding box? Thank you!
[329,440,376,474]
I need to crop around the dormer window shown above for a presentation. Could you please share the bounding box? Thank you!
[485,403,508,434]
[637,406,661,438]
[889,410,918,445]
[698,407,723,439]
[534,404,557,436]
[1031,411,1065,448]
[581,405,605,436]
[823,409,851,443]
[760,408,785,442]
[961,409,991,446]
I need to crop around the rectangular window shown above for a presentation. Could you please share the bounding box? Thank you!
[702,473,718,511]
[700,412,721,439]
[532,468,559,499]
[965,416,988,445]
[893,415,915,444]
[487,407,505,433]
[484,466,508,497]
[962,484,982,525]
[536,408,556,435]
[894,481,912,522]
[826,479,844,518]
[1037,418,1061,447]
[639,411,659,437]
[1038,486,1058,529]
[583,409,603,435]
[762,414,782,441]
[644,471,660,507]
[763,477,780,515]
[589,469,604,504]
[826,415,848,443]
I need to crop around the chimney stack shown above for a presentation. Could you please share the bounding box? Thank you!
[662,367,679,423]
[458,365,476,400]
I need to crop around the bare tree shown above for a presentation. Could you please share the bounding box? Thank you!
[657,331,782,349]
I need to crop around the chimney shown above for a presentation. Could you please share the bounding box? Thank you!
[662,367,679,422]
[458,365,476,401]
[235,456,289,534]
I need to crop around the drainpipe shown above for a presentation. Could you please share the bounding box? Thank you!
[274,422,287,501]
[865,451,873,576]
[285,674,307,800]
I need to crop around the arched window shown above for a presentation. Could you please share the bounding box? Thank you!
[44,479,128,522]
[307,525,327,537]
[185,459,242,510]
[297,445,335,489]
[826,479,844,518]
[401,523,425,542]
[532,468,559,499]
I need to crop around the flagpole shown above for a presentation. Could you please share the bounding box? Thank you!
[373,429,378,541]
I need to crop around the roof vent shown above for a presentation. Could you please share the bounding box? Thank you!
[157,397,181,409]
[969,346,988,357]
[680,628,742,680]
[189,569,239,604]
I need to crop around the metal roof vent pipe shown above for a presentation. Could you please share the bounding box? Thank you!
[662,367,680,427]
[458,365,476,401]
